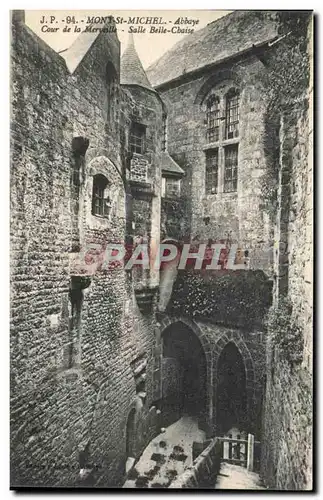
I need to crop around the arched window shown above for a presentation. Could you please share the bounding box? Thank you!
[106,62,118,122]
[92,174,111,217]
[206,95,220,143]
[225,89,239,139]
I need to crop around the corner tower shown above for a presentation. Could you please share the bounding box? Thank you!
[121,33,153,89]
[121,34,164,294]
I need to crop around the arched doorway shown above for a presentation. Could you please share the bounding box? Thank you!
[216,342,247,435]
[161,322,207,431]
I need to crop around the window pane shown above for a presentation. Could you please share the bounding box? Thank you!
[224,145,238,193]
[206,96,220,143]
[205,149,219,194]
[225,90,239,139]
[130,123,145,154]
[92,175,109,216]
[165,178,180,198]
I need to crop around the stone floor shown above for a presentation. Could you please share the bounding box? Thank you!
[123,414,206,488]
[215,463,265,490]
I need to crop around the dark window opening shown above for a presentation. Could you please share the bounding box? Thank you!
[66,276,90,369]
[106,62,118,122]
[205,149,219,194]
[224,144,238,192]
[92,174,111,217]
[225,89,239,139]
[130,122,146,154]
[130,354,147,397]
[72,163,80,188]
[206,95,220,143]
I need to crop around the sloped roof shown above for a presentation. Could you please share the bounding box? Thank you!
[160,152,184,177]
[120,33,153,90]
[60,18,116,73]
[146,10,279,88]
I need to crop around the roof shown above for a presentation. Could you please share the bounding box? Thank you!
[120,33,153,90]
[146,10,279,88]
[60,18,117,74]
[160,152,184,177]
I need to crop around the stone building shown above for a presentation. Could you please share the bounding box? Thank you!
[10,10,313,489]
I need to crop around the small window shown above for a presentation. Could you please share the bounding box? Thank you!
[162,177,181,198]
[130,122,146,154]
[162,114,167,152]
[225,89,239,140]
[206,95,220,143]
[92,174,112,217]
[224,145,238,192]
[205,149,219,194]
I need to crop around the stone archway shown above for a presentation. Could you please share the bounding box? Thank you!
[158,318,213,436]
[194,69,241,106]
[213,333,256,435]
[216,342,248,435]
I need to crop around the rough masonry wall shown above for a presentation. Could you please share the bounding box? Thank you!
[11,20,74,487]
[11,19,162,488]
[261,107,313,490]
[261,12,313,490]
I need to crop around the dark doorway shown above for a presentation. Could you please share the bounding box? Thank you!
[161,322,207,430]
[216,342,247,435]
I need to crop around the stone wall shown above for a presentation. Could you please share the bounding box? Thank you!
[10,17,163,487]
[156,10,313,491]
[260,12,313,490]
[159,53,274,273]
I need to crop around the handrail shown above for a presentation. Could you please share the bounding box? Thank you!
[217,436,261,445]
[222,458,247,465]
[217,437,248,445]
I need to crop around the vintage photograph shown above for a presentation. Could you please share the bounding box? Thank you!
[10,9,313,490]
